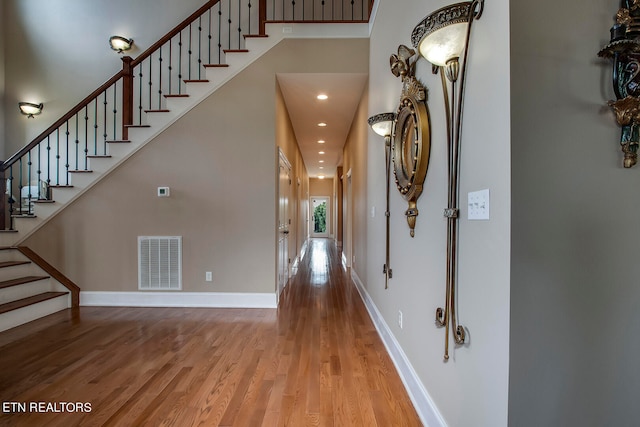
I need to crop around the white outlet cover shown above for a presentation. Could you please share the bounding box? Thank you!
[468,189,490,220]
[158,187,170,197]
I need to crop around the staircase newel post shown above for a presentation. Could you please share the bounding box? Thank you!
[0,166,6,230]
[259,0,267,35]
[121,55,134,141]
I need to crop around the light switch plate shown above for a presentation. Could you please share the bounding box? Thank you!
[158,187,170,197]
[468,189,490,220]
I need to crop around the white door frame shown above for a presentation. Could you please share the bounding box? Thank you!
[277,149,292,304]
[310,196,330,238]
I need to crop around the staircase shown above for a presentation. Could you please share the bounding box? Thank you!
[0,0,372,332]
[0,246,79,332]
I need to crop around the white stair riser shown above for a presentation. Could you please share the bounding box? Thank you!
[0,295,69,333]
[0,278,53,304]
[0,263,43,282]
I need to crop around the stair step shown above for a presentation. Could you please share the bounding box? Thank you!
[33,200,55,204]
[106,140,131,144]
[69,170,93,173]
[224,49,249,53]
[204,64,229,68]
[0,261,30,269]
[0,230,18,234]
[184,79,209,83]
[11,214,36,219]
[124,124,151,128]
[244,34,269,39]
[164,94,189,98]
[144,109,170,113]
[87,155,112,159]
[0,275,50,290]
[0,291,67,315]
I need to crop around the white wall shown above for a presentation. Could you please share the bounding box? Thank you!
[509,0,640,425]
[366,0,510,425]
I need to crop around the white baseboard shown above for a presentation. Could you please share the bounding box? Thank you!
[80,291,277,308]
[350,270,446,427]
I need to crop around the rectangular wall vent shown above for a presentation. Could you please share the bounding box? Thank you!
[138,236,182,290]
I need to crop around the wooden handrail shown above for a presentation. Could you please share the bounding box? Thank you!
[130,0,222,68]
[17,246,81,307]
[1,71,125,171]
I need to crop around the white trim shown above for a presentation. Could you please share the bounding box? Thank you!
[80,291,277,308]
[350,270,447,427]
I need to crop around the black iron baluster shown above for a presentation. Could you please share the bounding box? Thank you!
[178,32,183,94]
[322,0,325,20]
[188,24,193,80]
[292,0,295,20]
[8,165,14,226]
[248,1,252,35]
[74,114,79,179]
[65,121,70,186]
[27,150,32,214]
[228,3,232,51]
[138,64,144,122]
[218,4,223,63]
[84,105,89,170]
[18,158,23,216]
[111,85,117,154]
[148,55,153,111]
[37,143,41,204]
[100,92,106,155]
[238,0,242,50]
[94,98,99,156]
[46,135,51,196]
[168,39,173,94]
[56,128,60,186]
[159,46,164,107]
[208,8,213,64]
[198,17,203,79]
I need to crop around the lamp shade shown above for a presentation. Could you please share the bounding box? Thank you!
[18,102,43,118]
[368,113,396,137]
[109,36,134,53]
[411,2,476,66]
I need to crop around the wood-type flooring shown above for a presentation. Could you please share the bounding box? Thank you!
[0,239,421,426]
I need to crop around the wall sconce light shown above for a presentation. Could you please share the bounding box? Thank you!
[368,112,396,289]
[109,36,134,53]
[599,1,640,168]
[411,0,484,360]
[18,102,43,118]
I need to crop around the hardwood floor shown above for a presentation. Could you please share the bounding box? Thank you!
[0,239,421,426]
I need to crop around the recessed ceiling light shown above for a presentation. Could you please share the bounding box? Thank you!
[319,151,325,154]
[318,122,327,127]
[317,94,328,100]
[319,166,324,169]
[319,160,325,163]
[318,140,325,144]
[318,175,325,179]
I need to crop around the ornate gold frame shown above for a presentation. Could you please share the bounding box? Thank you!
[390,45,431,237]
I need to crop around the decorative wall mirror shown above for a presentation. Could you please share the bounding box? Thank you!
[390,45,431,237]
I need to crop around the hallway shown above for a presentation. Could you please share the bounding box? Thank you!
[0,239,421,426]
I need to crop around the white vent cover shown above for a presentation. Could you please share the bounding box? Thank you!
[138,236,182,290]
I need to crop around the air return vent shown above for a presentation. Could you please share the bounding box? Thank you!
[138,236,182,290]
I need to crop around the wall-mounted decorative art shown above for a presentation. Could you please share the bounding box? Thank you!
[599,0,640,168]
[389,45,431,238]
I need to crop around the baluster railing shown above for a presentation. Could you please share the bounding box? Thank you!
[0,0,373,229]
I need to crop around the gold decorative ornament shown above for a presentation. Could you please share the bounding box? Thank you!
[389,45,431,237]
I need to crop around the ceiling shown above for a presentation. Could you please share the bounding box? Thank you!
[277,73,368,179]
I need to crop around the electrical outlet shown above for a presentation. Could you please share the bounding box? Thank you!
[398,310,403,329]
[205,272,212,282]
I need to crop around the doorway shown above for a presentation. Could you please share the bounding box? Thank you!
[310,196,330,238]
[277,150,292,304]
